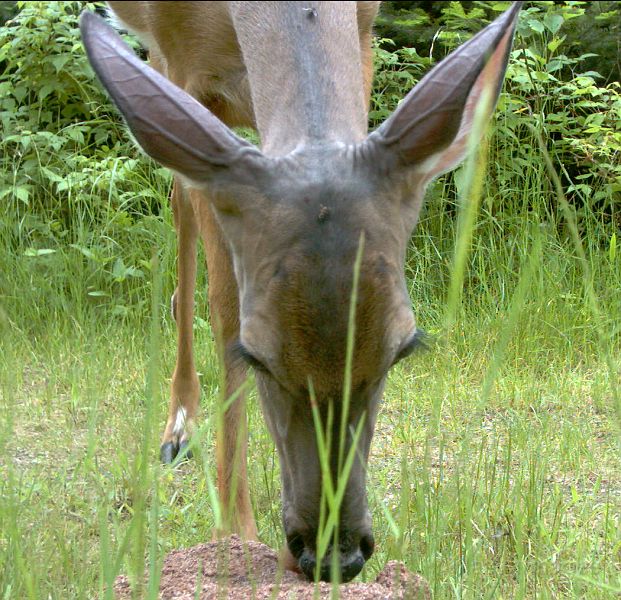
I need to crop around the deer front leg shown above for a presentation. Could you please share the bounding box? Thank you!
[161,182,200,463]
[193,190,258,541]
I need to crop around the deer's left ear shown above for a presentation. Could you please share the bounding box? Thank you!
[366,2,521,184]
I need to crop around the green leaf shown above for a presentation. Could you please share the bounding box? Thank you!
[547,36,566,53]
[543,13,564,35]
[50,54,71,72]
[70,244,98,261]
[580,71,603,80]
[24,248,56,257]
[40,166,64,184]
[112,258,126,281]
[111,305,130,317]
[13,186,30,204]
[65,127,85,143]
[125,267,144,279]
[527,19,545,34]
[12,86,28,103]
[577,53,599,60]
[38,84,55,102]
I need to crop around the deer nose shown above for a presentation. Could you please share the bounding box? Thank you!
[298,547,365,582]
[296,534,374,582]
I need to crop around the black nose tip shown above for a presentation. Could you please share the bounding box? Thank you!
[298,547,366,583]
[298,550,316,580]
[336,548,365,582]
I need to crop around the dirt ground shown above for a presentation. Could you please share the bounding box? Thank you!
[114,535,430,599]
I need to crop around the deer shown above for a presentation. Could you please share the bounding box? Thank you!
[80,1,521,583]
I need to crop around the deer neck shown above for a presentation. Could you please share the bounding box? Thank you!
[229,1,368,156]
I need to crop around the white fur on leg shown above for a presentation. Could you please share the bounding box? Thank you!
[173,406,187,437]
[170,291,177,321]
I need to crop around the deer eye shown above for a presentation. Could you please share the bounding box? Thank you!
[393,330,428,365]
[235,342,269,373]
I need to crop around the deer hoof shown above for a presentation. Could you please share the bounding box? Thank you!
[160,441,177,464]
[160,440,193,464]
[178,440,193,461]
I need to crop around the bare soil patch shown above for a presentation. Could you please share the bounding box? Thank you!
[114,535,430,599]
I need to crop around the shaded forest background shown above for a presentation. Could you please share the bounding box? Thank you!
[376,1,620,84]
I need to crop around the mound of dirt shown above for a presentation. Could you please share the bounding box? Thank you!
[114,535,430,599]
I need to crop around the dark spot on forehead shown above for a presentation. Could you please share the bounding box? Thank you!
[317,204,330,223]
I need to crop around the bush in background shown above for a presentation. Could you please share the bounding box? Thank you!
[373,2,620,229]
[0,1,619,326]
[0,1,174,322]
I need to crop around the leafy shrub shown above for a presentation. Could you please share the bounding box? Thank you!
[370,38,431,127]
[2,2,116,207]
[376,1,621,83]
[501,2,620,226]
[371,1,620,229]
[0,2,174,321]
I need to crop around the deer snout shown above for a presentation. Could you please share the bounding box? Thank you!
[286,530,374,582]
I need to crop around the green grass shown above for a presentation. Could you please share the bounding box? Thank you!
[2,3,620,596]
[1,71,620,599]
[1,151,619,598]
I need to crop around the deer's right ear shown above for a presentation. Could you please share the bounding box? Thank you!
[79,12,268,186]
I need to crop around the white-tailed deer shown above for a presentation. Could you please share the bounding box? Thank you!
[80,1,521,582]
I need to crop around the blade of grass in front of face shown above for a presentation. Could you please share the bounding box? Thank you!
[443,84,494,334]
[433,86,495,540]
[338,231,366,473]
[309,379,334,581]
[433,79,497,596]
[310,232,366,590]
[311,388,367,587]
[336,231,366,589]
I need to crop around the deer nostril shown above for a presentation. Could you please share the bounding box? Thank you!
[360,533,375,560]
[298,549,316,580]
[286,532,305,560]
[339,548,365,582]
[297,546,367,582]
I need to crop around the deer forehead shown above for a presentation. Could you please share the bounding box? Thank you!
[234,168,407,250]
[240,247,414,384]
